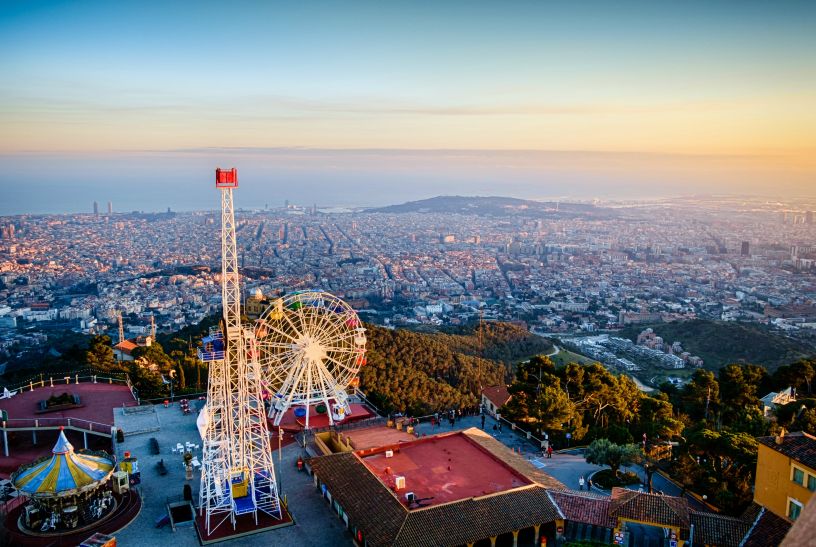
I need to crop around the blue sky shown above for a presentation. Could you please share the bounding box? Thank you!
[1,1,815,213]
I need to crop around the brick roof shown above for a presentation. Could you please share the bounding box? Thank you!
[309,429,565,547]
[609,487,690,528]
[757,431,816,470]
[742,506,792,547]
[393,486,563,547]
[689,511,750,547]
[549,490,616,528]
[113,340,137,353]
[481,385,511,409]
[309,451,407,547]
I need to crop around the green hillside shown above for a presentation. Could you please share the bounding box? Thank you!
[360,324,511,415]
[619,319,814,371]
[423,322,553,366]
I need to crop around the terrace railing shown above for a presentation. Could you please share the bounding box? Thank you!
[0,368,133,399]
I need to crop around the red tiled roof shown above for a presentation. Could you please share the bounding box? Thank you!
[689,511,750,547]
[481,385,511,408]
[757,431,816,470]
[393,486,562,547]
[309,451,563,547]
[114,340,138,354]
[609,487,690,528]
[549,490,616,528]
[743,506,792,547]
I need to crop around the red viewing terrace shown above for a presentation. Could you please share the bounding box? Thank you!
[0,382,135,478]
[359,431,532,508]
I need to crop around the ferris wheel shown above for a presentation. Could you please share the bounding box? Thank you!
[254,290,367,429]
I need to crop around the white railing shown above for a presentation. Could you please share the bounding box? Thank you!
[0,417,115,436]
[0,368,132,397]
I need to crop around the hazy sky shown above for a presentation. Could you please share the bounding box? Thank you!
[1,1,814,213]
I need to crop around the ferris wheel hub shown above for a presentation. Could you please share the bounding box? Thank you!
[297,336,327,362]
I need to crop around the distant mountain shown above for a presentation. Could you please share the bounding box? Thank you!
[366,195,611,218]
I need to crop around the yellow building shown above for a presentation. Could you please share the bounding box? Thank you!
[244,288,271,320]
[754,431,816,522]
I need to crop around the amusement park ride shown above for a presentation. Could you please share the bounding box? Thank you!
[197,168,367,536]
[255,290,367,430]
[197,168,281,535]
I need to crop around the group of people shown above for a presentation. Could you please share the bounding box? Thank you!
[430,408,462,428]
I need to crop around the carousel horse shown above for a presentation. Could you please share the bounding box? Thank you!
[40,512,58,532]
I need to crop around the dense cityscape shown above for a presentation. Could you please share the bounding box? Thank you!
[2,195,814,384]
[3,2,816,545]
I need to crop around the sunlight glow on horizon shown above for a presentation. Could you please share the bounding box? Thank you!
[1,0,815,207]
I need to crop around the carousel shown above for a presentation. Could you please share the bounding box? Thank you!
[10,427,116,534]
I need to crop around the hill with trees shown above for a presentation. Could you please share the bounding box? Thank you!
[619,319,814,371]
[501,348,816,515]
[415,321,553,368]
[359,324,509,415]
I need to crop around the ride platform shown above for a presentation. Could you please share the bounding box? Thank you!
[274,402,375,432]
[194,503,294,545]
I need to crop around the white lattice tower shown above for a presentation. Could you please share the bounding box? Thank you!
[199,168,280,535]
[199,353,232,533]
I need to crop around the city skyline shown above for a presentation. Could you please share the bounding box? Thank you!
[2,1,815,213]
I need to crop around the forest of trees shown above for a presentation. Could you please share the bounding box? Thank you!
[359,325,508,415]
[425,321,554,365]
[5,313,815,515]
[501,354,816,515]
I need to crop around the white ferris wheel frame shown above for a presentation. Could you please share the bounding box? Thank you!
[255,290,366,429]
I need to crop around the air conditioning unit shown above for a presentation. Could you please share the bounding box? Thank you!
[405,492,415,503]
[385,450,394,458]
[395,476,406,490]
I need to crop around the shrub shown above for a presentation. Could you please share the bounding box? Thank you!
[592,469,641,489]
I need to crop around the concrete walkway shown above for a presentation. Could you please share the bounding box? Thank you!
[113,402,352,546]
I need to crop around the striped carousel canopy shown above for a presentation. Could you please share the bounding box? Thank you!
[12,428,114,498]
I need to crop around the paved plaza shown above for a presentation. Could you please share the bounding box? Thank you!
[107,404,704,545]
[113,402,352,546]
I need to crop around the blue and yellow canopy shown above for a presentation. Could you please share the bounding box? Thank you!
[12,429,114,498]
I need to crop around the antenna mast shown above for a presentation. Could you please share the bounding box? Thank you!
[117,312,125,345]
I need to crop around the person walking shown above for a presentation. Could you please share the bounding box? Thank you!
[481,415,486,429]
[579,476,585,491]
[547,445,553,459]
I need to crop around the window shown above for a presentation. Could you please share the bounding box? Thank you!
[792,466,805,486]
[809,474,816,492]
[788,498,803,521]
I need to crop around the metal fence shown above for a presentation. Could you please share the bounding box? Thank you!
[0,368,132,397]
